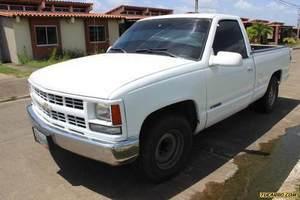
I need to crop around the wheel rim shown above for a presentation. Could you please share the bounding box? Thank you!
[155,130,184,170]
[268,82,277,106]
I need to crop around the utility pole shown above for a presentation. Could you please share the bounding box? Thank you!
[195,0,199,13]
[298,8,300,38]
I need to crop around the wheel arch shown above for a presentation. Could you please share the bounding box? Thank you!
[139,100,199,140]
[272,70,282,83]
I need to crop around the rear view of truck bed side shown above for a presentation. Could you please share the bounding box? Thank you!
[251,45,290,102]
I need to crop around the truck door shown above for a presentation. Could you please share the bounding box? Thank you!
[206,19,255,127]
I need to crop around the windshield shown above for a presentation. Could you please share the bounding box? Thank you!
[108,18,211,60]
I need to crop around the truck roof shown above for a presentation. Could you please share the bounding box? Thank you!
[140,13,240,21]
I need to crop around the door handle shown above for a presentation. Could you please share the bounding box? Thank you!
[247,67,253,72]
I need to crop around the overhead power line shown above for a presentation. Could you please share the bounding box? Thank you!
[273,0,300,27]
[273,0,300,8]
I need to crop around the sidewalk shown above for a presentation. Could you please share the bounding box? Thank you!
[0,74,29,102]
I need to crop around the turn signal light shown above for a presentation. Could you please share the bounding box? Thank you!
[111,105,122,125]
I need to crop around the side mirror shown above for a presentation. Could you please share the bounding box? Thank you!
[209,51,243,67]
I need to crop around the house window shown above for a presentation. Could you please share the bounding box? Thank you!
[73,7,85,13]
[44,6,52,11]
[89,26,106,42]
[25,6,38,11]
[55,7,69,12]
[35,26,58,46]
[10,5,23,11]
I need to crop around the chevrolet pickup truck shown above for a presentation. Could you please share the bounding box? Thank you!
[27,14,291,182]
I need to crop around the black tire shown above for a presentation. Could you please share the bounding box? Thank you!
[254,76,279,113]
[138,113,193,182]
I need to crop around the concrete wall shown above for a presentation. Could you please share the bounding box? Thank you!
[0,17,32,64]
[0,18,5,63]
[108,20,120,46]
[60,18,86,54]
[14,18,33,62]
[1,17,17,63]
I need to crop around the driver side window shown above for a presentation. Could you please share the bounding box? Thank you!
[213,20,248,58]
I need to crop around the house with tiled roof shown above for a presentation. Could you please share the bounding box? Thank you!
[106,5,173,35]
[0,0,123,64]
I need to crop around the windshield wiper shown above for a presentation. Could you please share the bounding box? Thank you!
[135,48,177,58]
[109,47,127,53]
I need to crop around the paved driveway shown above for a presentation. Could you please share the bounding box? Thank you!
[0,75,28,101]
[0,51,299,200]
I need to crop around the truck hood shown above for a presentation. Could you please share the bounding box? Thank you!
[29,53,192,99]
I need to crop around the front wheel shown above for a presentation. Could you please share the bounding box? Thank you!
[138,114,193,182]
[254,76,279,113]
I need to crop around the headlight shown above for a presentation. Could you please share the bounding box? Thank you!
[92,103,123,134]
[95,103,111,122]
[95,103,122,125]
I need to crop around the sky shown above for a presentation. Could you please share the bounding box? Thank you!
[76,0,299,26]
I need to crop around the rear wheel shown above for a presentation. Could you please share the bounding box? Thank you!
[138,113,192,182]
[254,76,279,113]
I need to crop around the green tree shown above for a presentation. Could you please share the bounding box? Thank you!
[246,27,257,43]
[246,23,273,44]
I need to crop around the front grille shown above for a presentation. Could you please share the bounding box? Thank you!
[32,85,86,129]
[68,115,86,128]
[65,97,84,109]
[48,94,63,106]
[51,110,66,122]
[34,87,48,101]
[33,87,83,110]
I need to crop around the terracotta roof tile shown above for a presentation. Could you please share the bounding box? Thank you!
[0,11,124,19]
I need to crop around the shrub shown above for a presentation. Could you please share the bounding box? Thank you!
[283,37,297,46]
[62,49,85,59]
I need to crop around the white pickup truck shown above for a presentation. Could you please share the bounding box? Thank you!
[27,13,291,182]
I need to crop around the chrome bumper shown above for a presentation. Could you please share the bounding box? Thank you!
[27,105,139,166]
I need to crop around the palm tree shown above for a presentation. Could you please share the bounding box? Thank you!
[246,23,273,44]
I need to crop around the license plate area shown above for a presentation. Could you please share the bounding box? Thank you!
[33,128,48,148]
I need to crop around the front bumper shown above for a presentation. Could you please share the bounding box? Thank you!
[27,105,139,166]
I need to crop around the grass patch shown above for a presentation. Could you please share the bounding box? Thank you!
[25,59,63,68]
[0,64,31,78]
[0,59,67,78]
[0,48,85,78]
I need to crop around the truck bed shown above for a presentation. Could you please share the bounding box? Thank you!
[251,44,287,53]
[250,44,290,101]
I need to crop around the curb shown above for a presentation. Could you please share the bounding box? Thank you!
[274,160,300,200]
[0,95,30,104]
